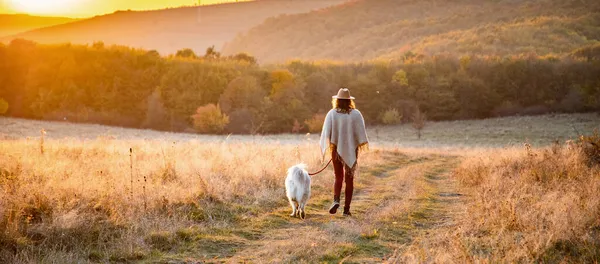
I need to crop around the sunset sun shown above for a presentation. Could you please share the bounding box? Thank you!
[8,0,81,15]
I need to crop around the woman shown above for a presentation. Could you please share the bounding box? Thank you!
[320,88,369,216]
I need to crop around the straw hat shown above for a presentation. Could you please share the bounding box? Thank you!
[332,88,355,100]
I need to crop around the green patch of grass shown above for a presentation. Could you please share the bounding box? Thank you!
[360,228,380,240]
[192,236,245,257]
[378,225,411,244]
[231,228,262,240]
[364,166,390,178]
[87,250,103,262]
[350,237,391,260]
[175,227,196,242]
[109,250,146,263]
[319,243,358,263]
[538,239,600,263]
[145,231,175,251]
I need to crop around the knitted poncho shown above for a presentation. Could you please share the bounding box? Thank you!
[319,108,369,168]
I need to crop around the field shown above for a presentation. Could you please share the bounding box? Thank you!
[1,113,599,263]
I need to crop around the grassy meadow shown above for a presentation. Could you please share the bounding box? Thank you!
[0,113,599,263]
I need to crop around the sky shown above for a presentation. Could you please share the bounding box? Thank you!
[0,0,250,18]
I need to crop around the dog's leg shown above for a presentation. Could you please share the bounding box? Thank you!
[289,199,297,217]
[299,202,306,219]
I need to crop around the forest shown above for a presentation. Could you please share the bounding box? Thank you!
[0,39,599,134]
[223,0,600,63]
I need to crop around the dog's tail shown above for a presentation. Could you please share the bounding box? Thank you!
[287,163,307,176]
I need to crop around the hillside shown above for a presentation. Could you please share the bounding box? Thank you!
[222,0,600,63]
[3,0,346,56]
[0,14,77,37]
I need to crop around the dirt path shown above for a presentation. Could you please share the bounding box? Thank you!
[221,150,463,263]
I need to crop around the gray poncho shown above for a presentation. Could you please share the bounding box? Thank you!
[319,109,369,168]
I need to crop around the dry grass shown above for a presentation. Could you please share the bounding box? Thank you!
[400,141,600,263]
[0,137,385,263]
[1,114,600,263]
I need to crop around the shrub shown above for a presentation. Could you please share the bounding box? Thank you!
[380,108,402,125]
[304,113,326,133]
[230,52,257,64]
[191,104,229,134]
[0,98,8,115]
[392,70,408,86]
[144,231,174,251]
[175,48,197,59]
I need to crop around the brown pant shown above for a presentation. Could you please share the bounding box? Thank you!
[332,146,356,211]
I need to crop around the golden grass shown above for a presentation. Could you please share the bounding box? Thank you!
[400,142,600,263]
[1,114,600,262]
[0,136,384,263]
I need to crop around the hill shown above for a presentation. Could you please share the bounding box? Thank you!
[3,0,346,56]
[0,14,77,37]
[222,0,600,63]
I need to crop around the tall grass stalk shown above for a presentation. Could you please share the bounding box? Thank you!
[39,128,45,154]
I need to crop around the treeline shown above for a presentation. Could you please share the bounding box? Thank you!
[0,40,599,134]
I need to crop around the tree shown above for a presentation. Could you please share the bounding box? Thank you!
[304,113,326,133]
[230,53,257,65]
[92,41,105,49]
[304,72,336,112]
[381,108,402,125]
[175,48,197,58]
[452,73,499,119]
[191,104,229,134]
[219,75,265,114]
[392,70,408,86]
[270,69,295,96]
[204,45,221,60]
[412,107,426,139]
[226,108,254,134]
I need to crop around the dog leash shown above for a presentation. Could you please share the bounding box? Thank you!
[308,159,332,176]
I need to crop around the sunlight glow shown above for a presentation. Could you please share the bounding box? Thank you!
[8,0,83,16]
[2,0,254,18]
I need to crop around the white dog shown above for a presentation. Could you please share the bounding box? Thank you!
[285,164,311,219]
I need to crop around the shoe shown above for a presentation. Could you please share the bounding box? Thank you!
[329,201,340,214]
[343,206,351,216]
